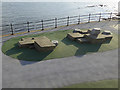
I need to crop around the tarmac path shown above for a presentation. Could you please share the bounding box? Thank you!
[2,20,118,88]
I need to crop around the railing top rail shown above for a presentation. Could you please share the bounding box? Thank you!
[35,20,42,23]
[91,13,101,15]
[80,14,89,17]
[13,22,27,26]
[2,12,117,28]
[43,18,55,22]
[58,17,67,20]
[69,15,78,18]
[1,12,119,36]
[100,12,112,14]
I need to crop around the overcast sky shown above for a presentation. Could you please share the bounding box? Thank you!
[1,0,120,2]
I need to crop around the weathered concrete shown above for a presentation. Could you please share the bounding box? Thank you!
[2,20,118,88]
[2,49,118,88]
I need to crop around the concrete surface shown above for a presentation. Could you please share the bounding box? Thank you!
[2,20,118,88]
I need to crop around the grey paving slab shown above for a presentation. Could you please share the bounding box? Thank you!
[2,49,118,88]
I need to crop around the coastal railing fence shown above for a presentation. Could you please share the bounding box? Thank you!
[2,12,117,35]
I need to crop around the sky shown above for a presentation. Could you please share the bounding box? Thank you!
[1,0,120,2]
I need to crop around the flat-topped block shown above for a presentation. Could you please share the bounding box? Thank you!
[104,35,113,40]
[18,37,36,47]
[73,29,81,33]
[67,33,84,40]
[18,36,57,51]
[90,28,101,35]
[18,37,48,48]
[34,36,56,52]
[102,30,112,35]
[73,29,91,34]
[84,34,109,43]
[68,28,113,44]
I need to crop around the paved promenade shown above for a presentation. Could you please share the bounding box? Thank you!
[2,20,118,88]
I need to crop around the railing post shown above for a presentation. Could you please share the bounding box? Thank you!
[55,18,57,28]
[10,23,14,35]
[88,14,91,23]
[41,20,44,30]
[99,13,101,22]
[109,12,112,20]
[78,15,80,24]
[27,22,30,32]
[67,16,69,26]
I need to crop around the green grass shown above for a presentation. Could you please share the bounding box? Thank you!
[63,79,118,88]
[2,29,118,61]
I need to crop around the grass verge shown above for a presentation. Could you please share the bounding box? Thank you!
[2,29,118,61]
[63,79,118,88]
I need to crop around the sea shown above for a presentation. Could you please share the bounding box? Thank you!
[2,2,118,25]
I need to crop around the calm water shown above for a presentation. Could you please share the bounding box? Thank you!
[2,2,118,25]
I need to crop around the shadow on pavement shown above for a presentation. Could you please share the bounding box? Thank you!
[19,60,39,65]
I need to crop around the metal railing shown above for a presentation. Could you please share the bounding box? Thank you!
[2,12,118,35]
